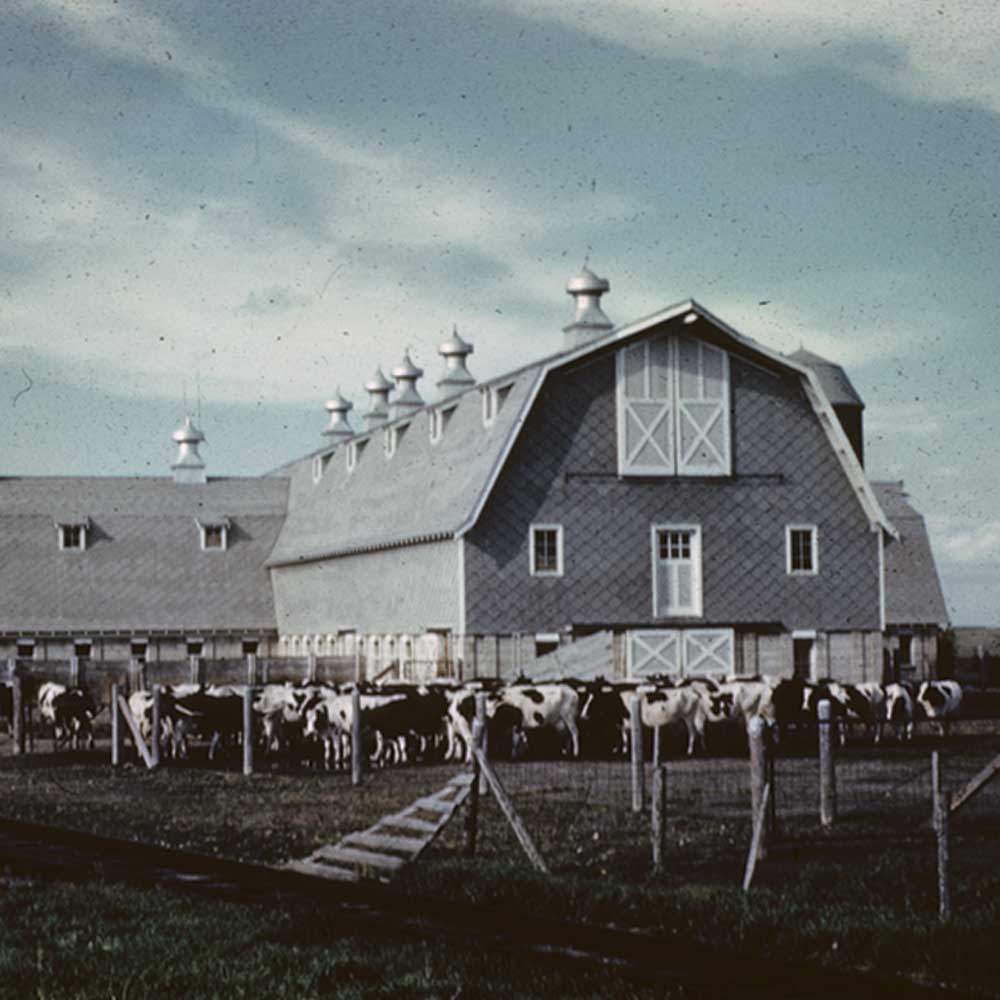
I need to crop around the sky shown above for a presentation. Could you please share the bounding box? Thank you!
[1,0,998,625]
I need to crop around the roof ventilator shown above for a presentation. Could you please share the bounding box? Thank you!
[171,415,207,484]
[363,368,393,429]
[323,389,354,440]
[563,264,613,350]
[391,352,424,418]
[436,326,475,394]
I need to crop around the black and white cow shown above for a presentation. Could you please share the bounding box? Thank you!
[884,683,915,741]
[496,683,582,759]
[635,679,728,756]
[37,682,98,750]
[917,681,963,737]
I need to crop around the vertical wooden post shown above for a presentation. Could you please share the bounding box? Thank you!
[150,685,162,768]
[652,765,667,873]
[475,692,488,794]
[189,655,200,685]
[11,670,25,756]
[354,644,362,684]
[748,715,769,860]
[652,723,662,768]
[307,652,317,684]
[69,656,80,688]
[245,654,256,687]
[931,750,941,804]
[465,717,484,856]
[242,686,254,776]
[351,686,363,787]
[110,682,122,766]
[934,790,952,922]
[818,699,837,828]
[630,693,644,814]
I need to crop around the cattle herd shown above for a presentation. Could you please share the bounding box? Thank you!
[0,675,972,766]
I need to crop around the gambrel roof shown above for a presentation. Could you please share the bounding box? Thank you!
[0,477,287,634]
[267,300,895,568]
[872,481,949,627]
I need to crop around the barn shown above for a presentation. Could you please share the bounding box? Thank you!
[0,265,949,684]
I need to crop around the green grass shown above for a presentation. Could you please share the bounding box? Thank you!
[0,877,684,1000]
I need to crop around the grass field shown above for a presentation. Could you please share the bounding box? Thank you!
[0,735,999,996]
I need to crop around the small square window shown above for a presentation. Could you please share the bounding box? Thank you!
[787,525,818,575]
[187,639,204,657]
[530,524,564,577]
[204,525,225,549]
[16,639,35,660]
[130,639,148,661]
[242,639,259,656]
[59,524,86,550]
[73,640,92,659]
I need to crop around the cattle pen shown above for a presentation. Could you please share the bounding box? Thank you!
[1,664,1000,996]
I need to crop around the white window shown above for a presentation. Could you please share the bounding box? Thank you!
[429,405,457,444]
[529,524,564,577]
[201,524,226,550]
[617,333,730,477]
[786,525,818,575]
[16,638,35,660]
[627,628,734,679]
[311,454,327,484]
[384,423,409,458]
[482,384,513,427]
[58,523,87,550]
[652,524,703,617]
[346,439,367,473]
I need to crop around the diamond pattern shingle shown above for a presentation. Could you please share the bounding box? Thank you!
[465,348,882,634]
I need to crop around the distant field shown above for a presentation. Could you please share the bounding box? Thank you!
[0,735,998,995]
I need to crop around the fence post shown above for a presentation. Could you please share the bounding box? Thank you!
[150,685,162,768]
[11,668,25,756]
[242,686,254,776]
[748,715,769,860]
[307,652,317,684]
[652,765,667,873]
[818,699,837,828]
[245,653,257,687]
[652,723,662,768]
[931,750,941,804]
[465,717,483,856]
[69,656,80,688]
[110,682,122,767]
[475,692,488,794]
[189,655,201,685]
[630,693,644,814]
[354,645,363,684]
[351,686,363,787]
[934,789,952,922]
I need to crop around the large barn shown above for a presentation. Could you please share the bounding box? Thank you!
[0,267,949,683]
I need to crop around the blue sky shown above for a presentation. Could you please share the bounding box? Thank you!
[1,1,998,625]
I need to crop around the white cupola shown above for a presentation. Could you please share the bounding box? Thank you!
[391,352,424,418]
[171,415,207,484]
[563,265,613,350]
[363,367,393,429]
[436,326,475,394]
[323,389,354,440]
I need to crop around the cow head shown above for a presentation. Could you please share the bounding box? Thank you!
[707,690,734,721]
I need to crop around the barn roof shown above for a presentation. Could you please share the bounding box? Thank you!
[268,299,895,568]
[786,348,865,408]
[0,477,288,634]
[872,481,949,627]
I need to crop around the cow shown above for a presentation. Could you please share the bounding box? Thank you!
[494,683,581,759]
[302,688,411,769]
[37,682,98,750]
[167,685,245,760]
[635,679,727,757]
[577,679,633,757]
[714,677,776,727]
[884,682,915,741]
[917,680,963,738]
[254,682,328,759]
[0,683,12,733]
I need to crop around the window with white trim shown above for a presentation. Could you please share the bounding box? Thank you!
[529,524,563,577]
[482,384,513,427]
[627,628,734,679]
[786,525,818,575]
[16,638,35,660]
[617,333,730,476]
[311,454,331,484]
[384,422,409,458]
[652,524,703,617]
[73,639,93,659]
[186,638,204,657]
[58,524,86,550]
[242,638,259,656]
[346,439,367,472]
[130,639,148,662]
[201,524,227,550]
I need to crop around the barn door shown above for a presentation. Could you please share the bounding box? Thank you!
[628,630,681,678]
[676,336,730,476]
[683,629,734,678]
[618,336,675,475]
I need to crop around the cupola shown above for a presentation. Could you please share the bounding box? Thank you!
[322,389,354,439]
[171,415,207,484]
[363,367,393,429]
[563,264,613,350]
[436,326,475,393]
[391,352,424,417]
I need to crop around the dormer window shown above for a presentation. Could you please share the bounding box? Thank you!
[57,518,89,550]
[311,454,329,484]
[197,515,230,551]
[347,439,367,473]
[429,404,457,444]
[482,384,513,427]
[384,423,409,459]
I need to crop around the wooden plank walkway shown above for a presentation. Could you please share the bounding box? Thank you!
[285,771,474,883]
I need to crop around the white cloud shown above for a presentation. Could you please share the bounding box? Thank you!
[492,0,1000,114]
[938,520,1000,565]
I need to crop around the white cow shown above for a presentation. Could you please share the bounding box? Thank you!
[496,683,581,758]
[917,681,963,738]
[884,683,915,741]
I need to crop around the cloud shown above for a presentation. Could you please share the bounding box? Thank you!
[938,520,1000,565]
[492,0,1000,114]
